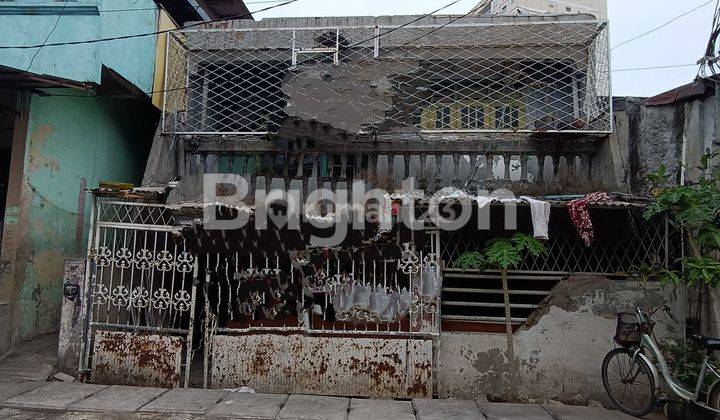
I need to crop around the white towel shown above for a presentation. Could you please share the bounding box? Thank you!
[521,196,551,240]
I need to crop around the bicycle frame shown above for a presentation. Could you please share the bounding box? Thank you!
[633,326,720,413]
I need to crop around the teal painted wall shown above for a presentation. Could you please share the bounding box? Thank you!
[0,0,158,92]
[15,89,154,338]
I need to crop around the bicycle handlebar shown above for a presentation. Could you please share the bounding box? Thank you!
[635,304,677,324]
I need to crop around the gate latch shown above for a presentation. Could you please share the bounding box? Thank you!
[63,283,80,301]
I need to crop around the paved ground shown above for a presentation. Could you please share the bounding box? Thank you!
[0,381,655,419]
[0,334,666,419]
[0,334,57,382]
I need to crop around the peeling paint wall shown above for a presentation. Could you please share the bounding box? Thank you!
[0,89,155,345]
[439,275,684,403]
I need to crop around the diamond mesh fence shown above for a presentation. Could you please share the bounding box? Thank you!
[440,206,677,275]
[163,17,610,135]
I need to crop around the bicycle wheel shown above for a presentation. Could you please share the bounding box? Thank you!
[602,348,657,417]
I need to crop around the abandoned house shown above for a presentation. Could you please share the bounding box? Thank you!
[70,13,688,403]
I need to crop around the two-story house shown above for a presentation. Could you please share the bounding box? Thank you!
[76,11,684,403]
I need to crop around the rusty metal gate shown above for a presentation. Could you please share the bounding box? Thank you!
[204,231,442,398]
[79,198,198,387]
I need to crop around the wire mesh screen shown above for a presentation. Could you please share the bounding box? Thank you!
[440,207,674,275]
[163,17,610,135]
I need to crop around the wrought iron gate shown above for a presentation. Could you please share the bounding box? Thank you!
[204,231,442,398]
[79,198,198,387]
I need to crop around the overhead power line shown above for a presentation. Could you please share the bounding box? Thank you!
[38,0,469,100]
[612,0,714,51]
[26,0,69,71]
[99,0,287,14]
[0,0,299,50]
[612,63,698,72]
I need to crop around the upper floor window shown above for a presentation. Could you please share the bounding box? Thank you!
[495,105,520,129]
[460,105,485,129]
[435,106,452,129]
[422,101,524,131]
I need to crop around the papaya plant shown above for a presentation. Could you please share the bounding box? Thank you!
[453,233,548,357]
[643,151,720,326]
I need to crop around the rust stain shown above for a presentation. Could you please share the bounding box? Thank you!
[211,334,433,398]
[92,330,182,388]
[28,124,60,174]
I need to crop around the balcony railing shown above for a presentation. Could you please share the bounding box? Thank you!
[162,15,611,136]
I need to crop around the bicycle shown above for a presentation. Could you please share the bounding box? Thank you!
[601,304,720,418]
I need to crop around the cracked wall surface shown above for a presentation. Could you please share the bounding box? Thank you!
[439,275,684,403]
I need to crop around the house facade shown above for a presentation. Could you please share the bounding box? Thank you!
[0,0,247,356]
[67,11,689,403]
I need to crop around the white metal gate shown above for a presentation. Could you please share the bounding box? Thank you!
[79,199,198,387]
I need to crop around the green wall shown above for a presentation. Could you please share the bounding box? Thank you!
[0,0,158,93]
[14,89,154,338]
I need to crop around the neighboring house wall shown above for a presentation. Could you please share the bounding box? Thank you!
[0,90,155,346]
[611,89,720,195]
[0,0,159,92]
[440,275,684,403]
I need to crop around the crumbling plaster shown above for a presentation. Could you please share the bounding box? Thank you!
[439,275,684,403]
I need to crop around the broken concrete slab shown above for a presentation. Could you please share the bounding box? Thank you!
[68,385,168,413]
[207,392,288,419]
[0,381,46,403]
[413,398,484,420]
[479,402,553,419]
[3,382,108,410]
[542,404,637,419]
[138,388,227,415]
[348,398,415,420]
[276,394,350,420]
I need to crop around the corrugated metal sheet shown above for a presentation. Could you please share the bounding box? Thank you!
[92,331,183,388]
[211,334,434,398]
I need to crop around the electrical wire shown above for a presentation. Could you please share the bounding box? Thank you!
[25,0,69,72]
[99,0,287,14]
[699,0,720,80]
[38,0,469,100]
[612,63,698,72]
[611,0,714,51]
[0,0,299,50]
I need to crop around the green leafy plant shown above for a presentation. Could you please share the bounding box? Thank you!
[453,233,548,358]
[644,153,720,287]
[662,339,716,389]
[643,151,720,326]
[452,251,485,271]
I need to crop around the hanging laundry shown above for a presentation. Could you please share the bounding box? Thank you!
[567,192,611,246]
[520,196,552,240]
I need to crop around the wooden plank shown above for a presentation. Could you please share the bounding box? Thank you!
[443,301,538,309]
[442,287,550,296]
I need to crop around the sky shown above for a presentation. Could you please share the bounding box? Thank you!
[252,0,716,97]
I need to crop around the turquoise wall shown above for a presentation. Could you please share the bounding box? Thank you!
[0,0,158,92]
[15,89,155,337]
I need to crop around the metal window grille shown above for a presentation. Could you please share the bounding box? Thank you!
[163,17,610,136]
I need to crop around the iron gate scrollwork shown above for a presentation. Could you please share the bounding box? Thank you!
[79,198,198,388]
[203,231,442,398]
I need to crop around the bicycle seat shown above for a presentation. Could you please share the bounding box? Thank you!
[692,334,720,351]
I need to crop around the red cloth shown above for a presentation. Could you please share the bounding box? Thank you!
[567,192,610,247]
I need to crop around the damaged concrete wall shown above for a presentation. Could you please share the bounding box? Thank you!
[611,90,720,194]
[0,89,155,348]
[439,275,684,403]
